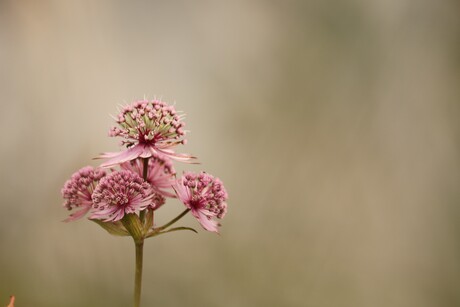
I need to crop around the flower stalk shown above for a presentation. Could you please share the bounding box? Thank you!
[134,240,144,307]
[134,157,148,307]
[157,209,190,231]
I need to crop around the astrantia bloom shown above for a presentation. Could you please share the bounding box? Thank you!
[90,170,164,222]
[61,166,106,222]
[173,172,228,233]
[120,153,176,198]
[98,99,195,167]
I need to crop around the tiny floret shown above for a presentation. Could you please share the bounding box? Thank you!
[174,172,228,233]
[61,166,106,222]
[90,170,163,222]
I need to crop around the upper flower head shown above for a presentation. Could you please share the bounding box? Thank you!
[98,99,195,167]
[120,153,176,198]
[110,99,186,147]
[173,172,228,233]
[90,170,164,222]
[61,166,106,222]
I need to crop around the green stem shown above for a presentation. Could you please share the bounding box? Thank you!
[134,239,144,307]
[142,157,148,180]
[139,158,149,222]
[157,209,190,231]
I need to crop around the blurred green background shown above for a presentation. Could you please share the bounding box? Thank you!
[1,0,460,306]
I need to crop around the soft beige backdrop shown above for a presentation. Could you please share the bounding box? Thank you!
[1,1,459,306]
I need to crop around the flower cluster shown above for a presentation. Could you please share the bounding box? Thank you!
[61,166,106,222]
[91,170,163,222]
[174,172,228,232]
[61,99,228,235]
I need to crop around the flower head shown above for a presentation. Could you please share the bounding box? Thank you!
[90,170,164,222]
[98,99,195,167]
[61,166,106,222]
[173,172,228,233]
[120,154,176,198]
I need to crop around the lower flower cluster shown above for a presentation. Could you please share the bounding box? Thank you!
[61,99,228,236]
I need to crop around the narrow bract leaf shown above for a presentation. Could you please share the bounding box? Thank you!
[147,226,197,238]
[121,213,144,241]
[143,210,154,233]
[92,219,130,236]
[164,226,198,234]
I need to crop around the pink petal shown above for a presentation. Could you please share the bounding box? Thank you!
[156,147,197,163]
[97,145,145,168]
[90,206,118,221]
[195,209,219,233]
[63,205,92,222]
[172,180,191,205]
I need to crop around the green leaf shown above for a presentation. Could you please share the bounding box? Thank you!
[91,220,130,236]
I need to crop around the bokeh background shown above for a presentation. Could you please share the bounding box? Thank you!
[1,1,460,306]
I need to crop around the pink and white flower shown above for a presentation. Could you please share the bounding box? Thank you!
[98,99,195,167]
[61,166,106,222]
[173,172,228,233]
[90,170,164,222]
[120,153,176,198]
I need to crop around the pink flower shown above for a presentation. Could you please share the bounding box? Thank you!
[6,296,14,307]
[90,170,164,222]
[120,154,176,198]
[61,166,106,222]
[173,172,228,233]
[98,99,195,167]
